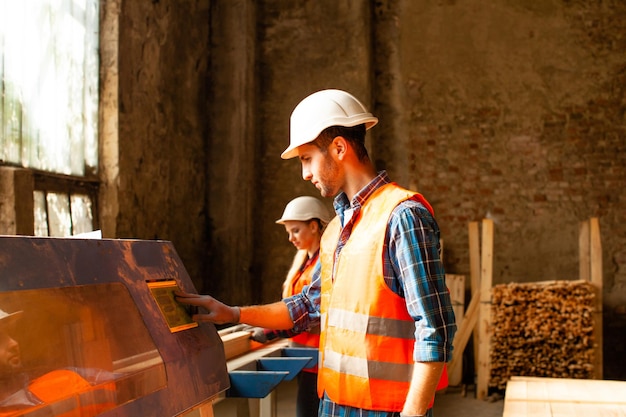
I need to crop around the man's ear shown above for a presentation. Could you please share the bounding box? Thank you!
[331,136,348,160]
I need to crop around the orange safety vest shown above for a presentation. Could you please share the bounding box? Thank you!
[318,183,447,412]
[0,370,117,417]
[283,250,320,372]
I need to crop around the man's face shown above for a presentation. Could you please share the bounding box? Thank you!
[297,142,342,198]
[0,330,21,376]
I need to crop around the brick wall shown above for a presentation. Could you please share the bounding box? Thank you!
[111,0,626,378]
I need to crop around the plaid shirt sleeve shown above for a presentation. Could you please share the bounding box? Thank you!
[386,200,457,363]
[283,259,322,334]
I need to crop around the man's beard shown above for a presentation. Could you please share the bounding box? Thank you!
[316,154,340,198]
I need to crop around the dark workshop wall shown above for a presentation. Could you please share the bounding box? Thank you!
[109,0,625,378]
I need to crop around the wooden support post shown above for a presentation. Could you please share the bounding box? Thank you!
[448,290,479,382]
[468,221,481,370]
[477,218,494,400]
[248,394,277,417]
[446,274,465,386]
[579,217,603,380]
[590,218,603,380]
[579,220,590,283]
[198,402,215,417]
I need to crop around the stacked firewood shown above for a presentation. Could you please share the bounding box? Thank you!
[489,280,595,390]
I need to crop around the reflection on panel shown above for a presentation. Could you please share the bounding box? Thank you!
[0,284,166,416]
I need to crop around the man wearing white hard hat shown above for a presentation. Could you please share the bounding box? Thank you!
[177,89,456,417]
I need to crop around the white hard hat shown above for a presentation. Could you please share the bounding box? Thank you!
[0,308,22,329]
[276,196,332,226]
[281,89,378,159]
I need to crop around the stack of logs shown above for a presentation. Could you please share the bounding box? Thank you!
[489,280,596,391]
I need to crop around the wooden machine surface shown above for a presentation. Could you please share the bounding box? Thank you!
[0,235,229,417]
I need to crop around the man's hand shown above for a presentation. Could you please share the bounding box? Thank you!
[175,291,240,325]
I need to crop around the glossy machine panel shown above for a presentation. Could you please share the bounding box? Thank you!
[0,236,229,417]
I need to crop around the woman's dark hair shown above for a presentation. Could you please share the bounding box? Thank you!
[313,124,369,161]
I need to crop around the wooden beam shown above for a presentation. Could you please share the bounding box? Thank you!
[448,289,479,380]
[590,217,603,380]
[221,330,253,361]
[468,222,481,300]
[198,402,215,417]
[477,218,494,400]
[468,221,481,369]
[446,274,465,386]
[503,377,626,416]
[579,220,590,283]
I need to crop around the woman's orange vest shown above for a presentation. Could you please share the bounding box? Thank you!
[31,369,116,417]
[317,183,447,412]
[282,250,320,372]
[0,369,116,417]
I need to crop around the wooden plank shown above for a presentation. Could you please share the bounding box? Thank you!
[221,330,253,361]
[550,403,626,417]
[468,222,481,300]
[446,274,465,386]
[477,218,493,400]
[447,274,465,324]
[590,217,603,380]
[448,290,479,380]
[503,378,626,417]
[579,220,590,283]
[503,400,552,417]
[258,392,277,417]
[198,402,215,417]
[468,221,481,369]
[504,377,626,417]
[505,377,626,404]
[180,399,218,417]
[500,278,587,288]
[579,218,604,380]
[504,400,602,417]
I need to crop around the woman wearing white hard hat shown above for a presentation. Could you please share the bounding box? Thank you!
[252,195,331,417]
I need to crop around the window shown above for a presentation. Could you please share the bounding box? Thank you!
[0,0,100,236]
[32,170,99,237]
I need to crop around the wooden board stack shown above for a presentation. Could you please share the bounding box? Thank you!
[490,280,596,391]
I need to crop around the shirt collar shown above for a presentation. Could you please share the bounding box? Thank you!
[301,249,319,272]
[332,170,391,220]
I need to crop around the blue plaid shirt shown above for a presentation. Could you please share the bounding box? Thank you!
[283,171,456,416]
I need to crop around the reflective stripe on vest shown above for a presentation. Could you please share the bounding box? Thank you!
[326,308,416,338]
